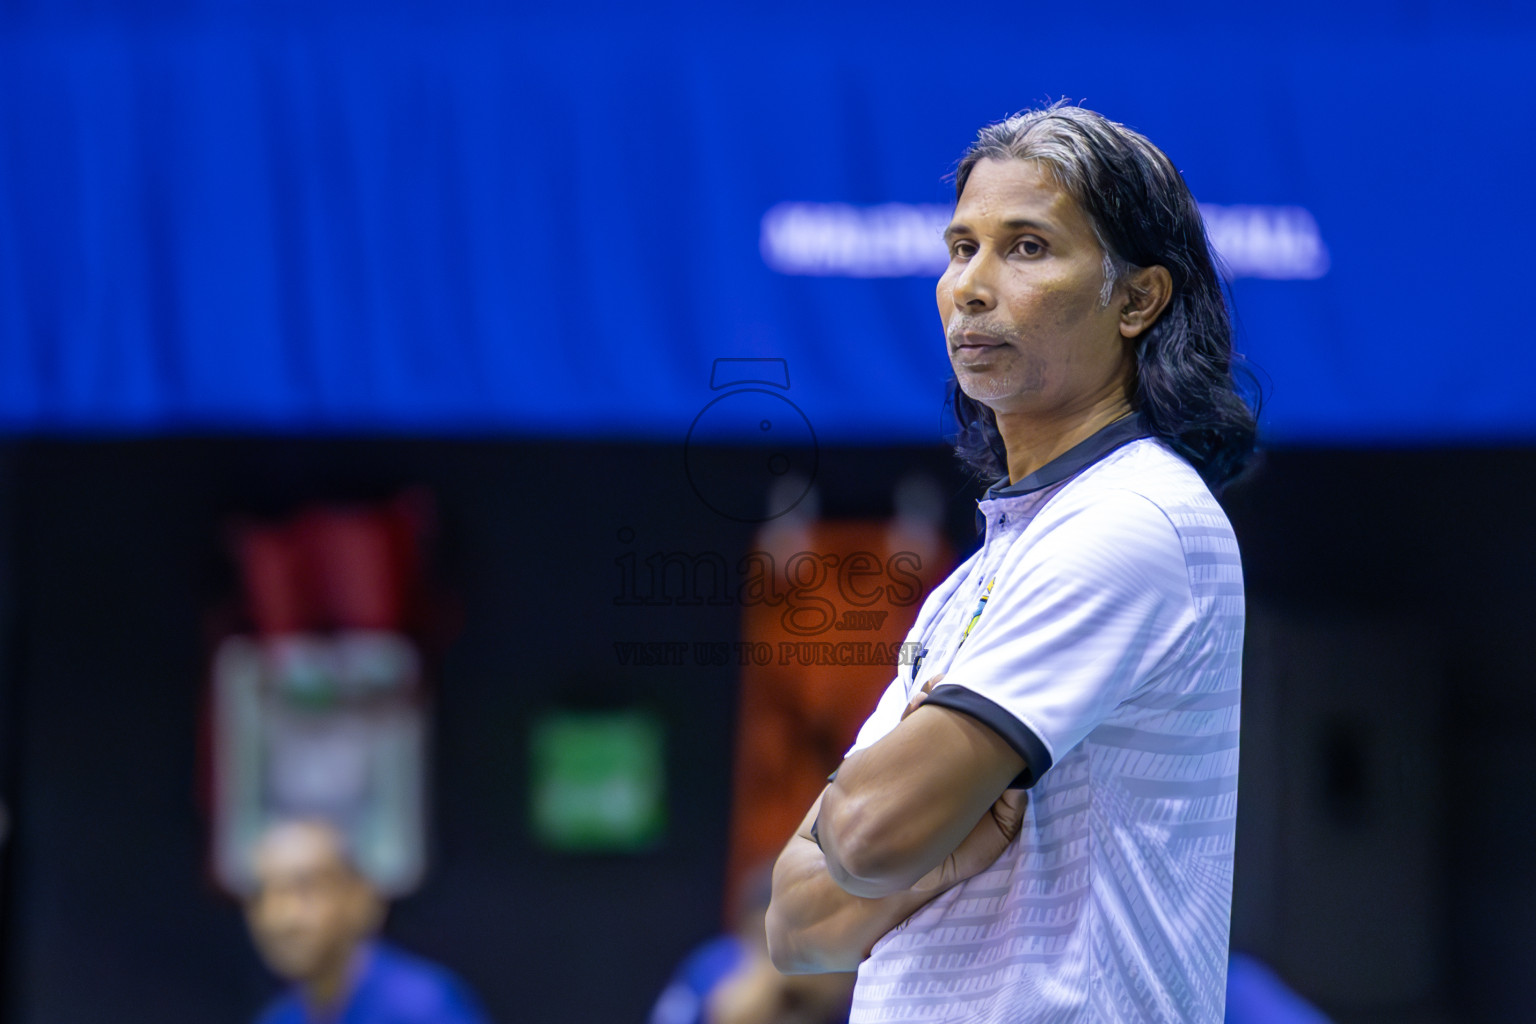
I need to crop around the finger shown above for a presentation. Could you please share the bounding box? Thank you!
[996,788,1026,815]
[901,693,926,720]
[902,672,949,720]
[991,789,1027,837]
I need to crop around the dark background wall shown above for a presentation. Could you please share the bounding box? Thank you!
[0,439,1532,1023]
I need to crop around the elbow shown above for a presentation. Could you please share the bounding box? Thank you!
[820,795,921,897]
[765,899,859,975]
[763,903,801,973]
[763,863,816,974]
[836,832,901,892]
[765,899,824,974]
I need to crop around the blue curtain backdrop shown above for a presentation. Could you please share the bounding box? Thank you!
[1,1,1532,442]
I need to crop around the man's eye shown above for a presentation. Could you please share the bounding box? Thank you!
[950,241,977,259]
[1015,239,1045,256]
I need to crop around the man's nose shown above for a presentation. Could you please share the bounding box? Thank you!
[950,251,996,311]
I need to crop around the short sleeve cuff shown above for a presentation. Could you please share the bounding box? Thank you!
[923,684,1054,789]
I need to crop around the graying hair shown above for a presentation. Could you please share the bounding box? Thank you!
[954,104,1161,306]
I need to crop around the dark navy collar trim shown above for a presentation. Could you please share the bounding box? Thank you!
[982,413,1151,501]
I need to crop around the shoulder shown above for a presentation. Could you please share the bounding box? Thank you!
[1031,439,1234,560]
[364,944,488,1024]
[1085,438,1230,522]
[985,440,1237,617]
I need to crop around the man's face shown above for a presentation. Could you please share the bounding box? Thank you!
[938,158,1134,421]
[245,824,373,983]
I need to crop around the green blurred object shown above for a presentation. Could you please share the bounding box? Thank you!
[529,710,666,852]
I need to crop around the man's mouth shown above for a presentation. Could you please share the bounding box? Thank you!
[951,331,1008,355]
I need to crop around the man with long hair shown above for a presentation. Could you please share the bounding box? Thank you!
[766,104,1256,1023]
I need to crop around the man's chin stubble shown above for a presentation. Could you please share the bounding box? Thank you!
[955,360,1046,404]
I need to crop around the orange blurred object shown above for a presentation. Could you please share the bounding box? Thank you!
[723,512,952,920]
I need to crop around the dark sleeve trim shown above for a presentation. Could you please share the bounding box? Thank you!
[923,684,1053,790]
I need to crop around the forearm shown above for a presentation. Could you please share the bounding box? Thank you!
[767,692,1028,971]
[816,771,961,898]
[815,708,1023,896]
[765,831,937,974]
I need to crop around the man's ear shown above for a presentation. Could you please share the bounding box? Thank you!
[1118,265,1173,340]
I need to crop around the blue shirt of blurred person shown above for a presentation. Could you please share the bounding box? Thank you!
[257,942,490,1024]
[649,934,746,1024]
[1225,952,1333,1024]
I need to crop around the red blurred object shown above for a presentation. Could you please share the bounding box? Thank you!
[233,495,428,635]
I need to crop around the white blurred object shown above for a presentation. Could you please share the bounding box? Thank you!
[760,200,1329,281]
[211,631,427,897]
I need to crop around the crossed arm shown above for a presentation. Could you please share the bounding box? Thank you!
[764,689,1027,974]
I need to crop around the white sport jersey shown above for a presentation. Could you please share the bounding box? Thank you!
[844,417,1243,1024]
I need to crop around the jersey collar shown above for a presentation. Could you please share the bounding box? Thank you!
[981,412,1152,501]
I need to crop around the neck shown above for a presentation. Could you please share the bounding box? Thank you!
[993,393,1135,484]
[303,945,365,1016]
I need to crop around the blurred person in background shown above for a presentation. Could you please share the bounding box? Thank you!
[651,864,854,1024]
[246,819,490,1024]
